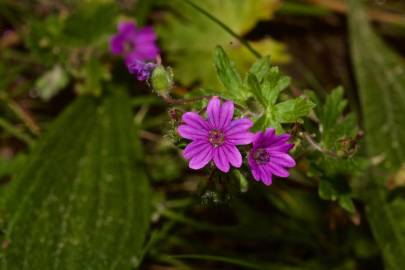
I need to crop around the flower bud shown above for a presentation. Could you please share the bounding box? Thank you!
[150,65,174,96]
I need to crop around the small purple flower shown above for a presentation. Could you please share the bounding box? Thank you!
[178,97,254,173]
[127,60,157,81]
[248,128,295,185]
[110,21,159,80]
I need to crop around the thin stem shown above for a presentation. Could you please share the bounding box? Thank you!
[300,132,337,157]
[180,0,262,59]
[0,118,34,146]
[8,100,41,136]
[139,130,161,142]
[164,95,211,105]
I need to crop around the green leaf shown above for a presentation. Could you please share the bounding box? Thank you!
[246,73,266,106]
[245,60,310,132]
[349,0,405,268]
[0,154,27,180]
[318,180,338,201]
[171,254,310,270]
[25,2,117,65]
[261,67,291,105]
[319,177,355,213]
[213,46,247,102]
[156,0,289,87]
[274,96,315,123]
[339,195,355,214]
[0,90,150,269]
[321,87,347,133]
[248,57,271,82]
[75,57,111,96]
[318,87,357,150]
[61,2,118,47]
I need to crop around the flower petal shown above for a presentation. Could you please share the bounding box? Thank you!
[223,144,242,168]
[178,125,208,140]
[207,97,221,128]
[118,21,137,33]
[213,147,230,173]
[251,167,261,182]
[131,44,159,61]
[268,143,294,153]
[134,26,158,43]
[224,118,253,135]
[181,112,210,131]
[258,165,273,185]
[269,151,296,167]
[271,134,291,146]
[110,35,125,55]
[268,163,289,178]
[218,101,234,129]
[253,128,275,148]
[189,146,213,170]
[264,128,276,140]
[183,140,211,159]
[226,131,254,145]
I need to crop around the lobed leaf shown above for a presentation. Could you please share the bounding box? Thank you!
[274,96,315,124]
[213,46,247,102]
[156,0,289,87]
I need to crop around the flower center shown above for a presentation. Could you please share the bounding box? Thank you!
[209,130,225,147]
[124,41,135,54]
[253,148,271,165]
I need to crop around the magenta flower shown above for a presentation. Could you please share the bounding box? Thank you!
[178,97,253,173]
[248,128,295,185]
[110,21,159,80]
[127,61,157,81]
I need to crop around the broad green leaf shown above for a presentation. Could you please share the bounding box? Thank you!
[156,0,289,87]
[0,154,26,180]
[0,90,150,269]
[349,0,405,268]
[171,254,310,270]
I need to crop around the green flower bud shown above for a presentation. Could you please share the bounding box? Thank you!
[150,65,174,96]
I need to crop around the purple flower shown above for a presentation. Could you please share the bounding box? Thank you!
[178,97,254,173]
[127,60,157,81]
[248,128,295,185]
[110,21,159,80]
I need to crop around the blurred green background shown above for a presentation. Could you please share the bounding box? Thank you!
[1,0,405,269]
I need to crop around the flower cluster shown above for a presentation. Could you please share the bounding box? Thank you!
[110,21,159,81]
[178,97,296,186]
